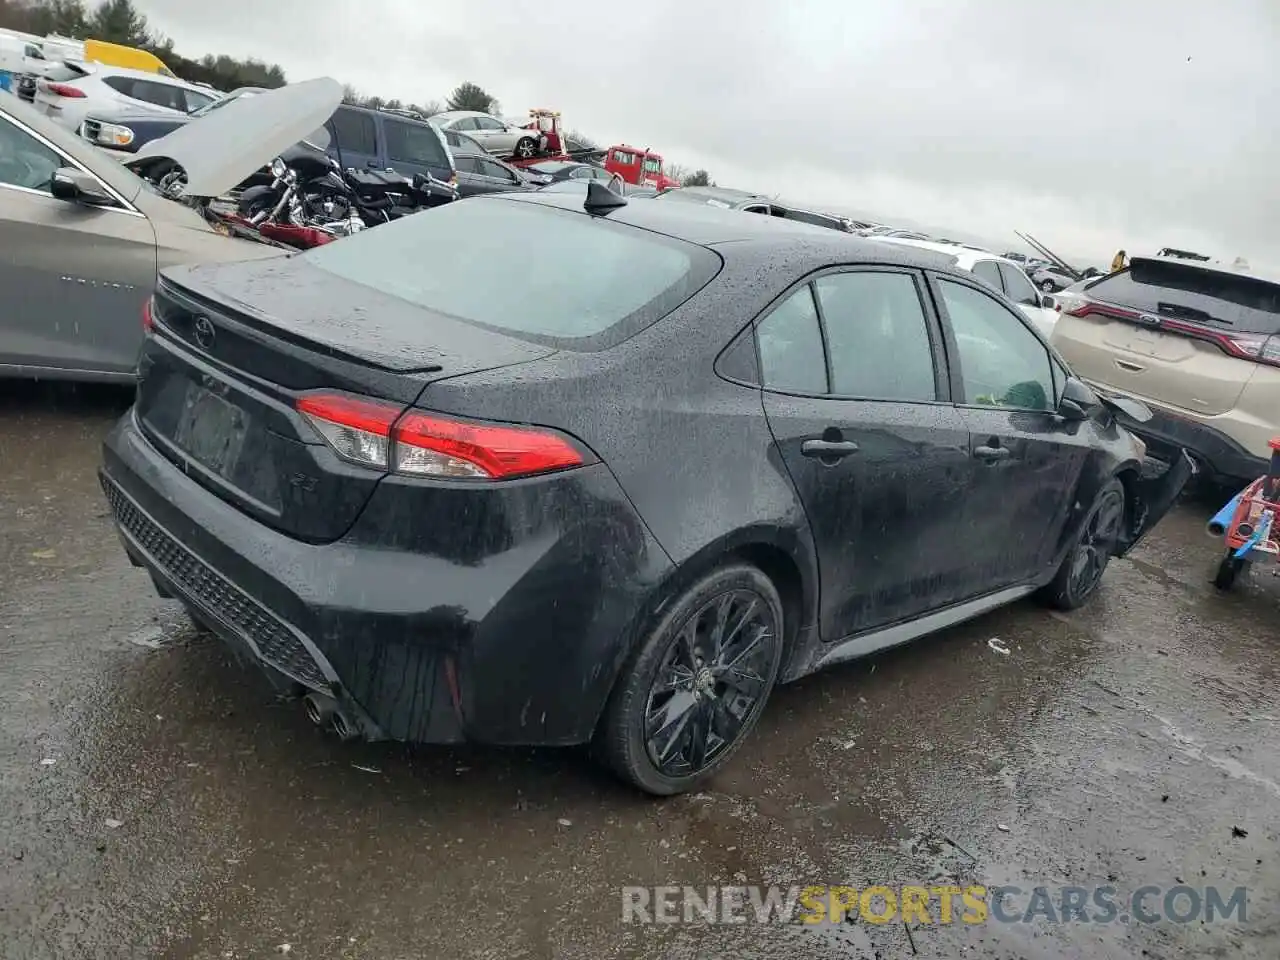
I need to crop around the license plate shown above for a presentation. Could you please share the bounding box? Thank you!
[171,382,248,476]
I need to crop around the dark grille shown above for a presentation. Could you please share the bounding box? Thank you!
[82,118,101,142]
[102,477,329,690]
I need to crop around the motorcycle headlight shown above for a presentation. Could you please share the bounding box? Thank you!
[270,158,288,179]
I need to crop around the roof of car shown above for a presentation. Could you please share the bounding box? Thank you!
[659,185,767,205]
[430,110,493,120]
[498,192,962,269]
[77,60,213,90]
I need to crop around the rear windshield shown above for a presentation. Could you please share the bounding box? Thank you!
[42,62,89,82]
[302,198,719,347]
[1088,259,1280,335]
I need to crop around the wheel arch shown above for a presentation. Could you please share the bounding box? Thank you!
[587,525,820,738]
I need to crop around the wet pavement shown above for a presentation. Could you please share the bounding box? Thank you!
[2,381,1277,960]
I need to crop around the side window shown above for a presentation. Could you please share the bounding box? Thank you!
[481,160,516,182]
[0,116,62,192]
[454,156,481,174]
[998,262,1040,307]
[473,116,504,131]
[938,279,1055,411]
[815,272,938,402]
[569,167,592,179]
[102,76,136,99]
[330,109,378,156]
[970,259,1002,291]
[133,80,189,112]
[756,286,827,394]
[453,117,480,131]
[182,89,216,113]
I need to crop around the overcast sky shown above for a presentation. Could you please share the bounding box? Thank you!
[140,0,1278,267]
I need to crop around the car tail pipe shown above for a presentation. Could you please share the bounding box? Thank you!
[302,691,360,741]
[1208,492,1244,537]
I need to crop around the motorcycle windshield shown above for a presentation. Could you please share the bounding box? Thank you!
[129,77,342,197]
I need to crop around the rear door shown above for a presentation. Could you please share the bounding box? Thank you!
[759,268,974,642]
[1051,260,1277,417]
[931,275,1090,587]
[326,106,381,172]
[0,111,156,377]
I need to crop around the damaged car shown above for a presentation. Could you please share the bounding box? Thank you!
[0,77,341,382]
[99,186,1192,795]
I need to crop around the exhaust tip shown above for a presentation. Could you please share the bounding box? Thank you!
[330,710,357,742]
[302,692,331,727]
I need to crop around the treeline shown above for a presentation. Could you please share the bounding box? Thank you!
[0,0,285,88]
[0,0,714,185]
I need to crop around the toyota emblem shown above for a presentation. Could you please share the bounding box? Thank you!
[193,315,216,349]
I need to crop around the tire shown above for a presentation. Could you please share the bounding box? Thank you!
[237,189,278,220]
[1037,479,1126,610]
[1041,279,1056,292]
[1213,550,1245,591]
[595,563,785,796]
[514,136,538,159]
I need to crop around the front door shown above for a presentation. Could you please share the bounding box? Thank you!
[931,274,1090,587]
[758,268,973,642]
[0,112,156,377]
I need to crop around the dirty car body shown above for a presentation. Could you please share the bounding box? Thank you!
[99,193,1190,789]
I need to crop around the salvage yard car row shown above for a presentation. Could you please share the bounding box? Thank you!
[0,73,1221,795]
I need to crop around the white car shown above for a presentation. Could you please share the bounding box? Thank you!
[427,110,542,159]
[872,237,1059,338]
[30,60,217,132]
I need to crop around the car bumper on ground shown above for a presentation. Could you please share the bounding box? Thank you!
[100,410,672,747]
[1091,385,1269,482]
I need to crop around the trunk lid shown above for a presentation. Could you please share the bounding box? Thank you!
[127,77,342,198]
[136,258,556,542]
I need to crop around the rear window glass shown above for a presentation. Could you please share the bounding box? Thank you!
[383,118,450,168]
[302,199,719,346]
[42,62,89,82]
[1088,260,1280,335]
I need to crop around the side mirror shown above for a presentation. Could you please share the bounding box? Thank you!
[1057,376,1099,421]
[50,167,114,206]
[1041,294,1056,309]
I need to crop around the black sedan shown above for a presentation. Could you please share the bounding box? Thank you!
[522,160,616,184]
[452,151,545,197]
[100,189,1191,795]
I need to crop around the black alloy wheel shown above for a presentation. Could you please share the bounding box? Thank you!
[597,564,784,795]
[1039,479,1126,610]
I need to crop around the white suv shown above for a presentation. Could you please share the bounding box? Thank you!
[31,61,217,133]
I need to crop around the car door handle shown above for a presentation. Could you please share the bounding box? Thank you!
[801,439,860,459]
[974,444,1010,462]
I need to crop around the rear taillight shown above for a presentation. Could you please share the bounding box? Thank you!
[142,298,154,333]
[1063,297,1142,322]
[1068,297,1280,369]
[43,82,86,98]
[296,392,585,480]
[1160,320,1280,369]
[297,394,397,468]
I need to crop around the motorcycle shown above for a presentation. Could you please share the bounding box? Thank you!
[237,136,458,242]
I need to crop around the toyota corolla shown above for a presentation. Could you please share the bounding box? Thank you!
[100,186,1191,795]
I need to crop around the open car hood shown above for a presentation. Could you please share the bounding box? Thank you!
[127,77,342,198]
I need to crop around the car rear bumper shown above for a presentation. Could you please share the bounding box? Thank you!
[1089,384,1269,481]
[101,409,672,746]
